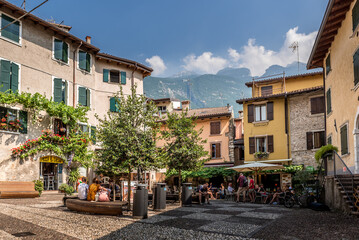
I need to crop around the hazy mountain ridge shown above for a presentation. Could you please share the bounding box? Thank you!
[144,62,320,117]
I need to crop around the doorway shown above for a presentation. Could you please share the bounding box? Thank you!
[40,156,64,190]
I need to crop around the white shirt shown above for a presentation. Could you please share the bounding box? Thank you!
[78,183,89,200]
[228,186,234,192]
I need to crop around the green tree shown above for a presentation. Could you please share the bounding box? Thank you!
[95,85,162,209]
[161,110,209,204]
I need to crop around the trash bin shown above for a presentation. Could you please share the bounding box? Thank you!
[181,183,192,206]
[153,183,166,211]
[133,184,148,219]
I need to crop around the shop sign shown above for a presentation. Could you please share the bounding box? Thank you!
[40,156,63,164]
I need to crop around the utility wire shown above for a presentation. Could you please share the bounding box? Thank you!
[0,0,49,32]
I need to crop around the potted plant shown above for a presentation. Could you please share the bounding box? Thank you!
[60,183,76,206]
[33,179,44,197]
[254,151,269,160]
[315,144,338,163]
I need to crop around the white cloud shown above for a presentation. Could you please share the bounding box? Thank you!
[145,56,167,76]
[182,52,228,74]
[181,27,317,76]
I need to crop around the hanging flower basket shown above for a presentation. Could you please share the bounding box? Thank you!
[254,151,269,160]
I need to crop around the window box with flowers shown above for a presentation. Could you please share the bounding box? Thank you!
[254,151,269,160]
[0,107,27,133]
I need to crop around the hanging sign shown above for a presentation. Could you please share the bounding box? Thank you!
[40,156,63,164]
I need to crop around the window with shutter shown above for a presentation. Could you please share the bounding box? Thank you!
[210,121,221,135]
[261,86,273,96]
[307,132,313,150]
[103,69,109,82]
[78,87,87,106]
[216,143,221,158]
[267,135,274,153]
[326,89,332,114]
[1,14,20,43]
[256,137,266,152]
[19,110,27,134]
[53,39,68,63]
[327,135,332,145]
[353,49,359,86]
[249,137,255,154]
[255,105,266,121]
[53,78,63,103]
[248,104,254,123]
[10,62,18,92]
[325,54,331,76]
[121,71,126,85]
[110,97,120,112]
[353,0,359,31]
[79,51,90,72]
[267,102,274,120]
[54,119,66,136]
[0,60,11,92]
[310,96,325,114]
[0,107,27,133]
[340,125,348,155]
[313,131,325,149]
[86,88,91,107]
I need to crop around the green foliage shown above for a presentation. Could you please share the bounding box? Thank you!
[254,151,269,160]
[33,179,44,196]
[292,169,315,191]
[95,85,162,208]
[59,183,74,196]
[315,144,338,162]
[263,165,304,174]
[68,168,80,185]
[166,167,236,180]
[0,91,88,127]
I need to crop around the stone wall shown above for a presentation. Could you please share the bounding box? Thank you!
[289,91,325,167]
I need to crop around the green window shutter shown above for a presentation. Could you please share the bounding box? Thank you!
[54,39,63,61]
[103,69,109,82]
[110,97,116,112]
[0,60,11,92]
[86,88,91,107]
[91,126,96,144]
[326,54,331,76]
[10,62,18,92]
[86,53,91,72]
[354,50,359,86]
[340,125,348,155]
[19,110,27,134]
[78,87,87,106]
[53,78,63,103]
[62,42,68,63]
[353,0,359,31]
[121,71,126,85]
[326,89,331,114]
[1,14,20,43]
[79,51,87,70]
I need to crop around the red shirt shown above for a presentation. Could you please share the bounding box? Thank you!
[249,179,255,189]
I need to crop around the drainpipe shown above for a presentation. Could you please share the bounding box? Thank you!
[322,69,326,144]
[73,42,82,107]
[131,63,138,88]
[285,93,290,159]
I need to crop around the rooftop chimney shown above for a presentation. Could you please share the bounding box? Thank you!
[182,100,190,111]
[86,36,91,44]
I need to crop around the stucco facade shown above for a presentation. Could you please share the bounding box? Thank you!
[0,1,152,184]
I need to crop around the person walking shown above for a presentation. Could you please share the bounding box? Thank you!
[236,173,248,203]
[247,176,255,203]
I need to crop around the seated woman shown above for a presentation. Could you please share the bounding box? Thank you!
[207,182,216,200]
[216,183,225,199]
[258,184,269,204]
[269,186,286,204]
[87,178,104,201]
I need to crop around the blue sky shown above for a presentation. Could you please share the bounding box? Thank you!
[10,0,328,76]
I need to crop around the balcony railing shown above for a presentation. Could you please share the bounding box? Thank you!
[253,87,284,98]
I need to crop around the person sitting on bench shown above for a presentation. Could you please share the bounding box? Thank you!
[199,183,210,205]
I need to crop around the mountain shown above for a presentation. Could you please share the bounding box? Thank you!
[144,63,321,117]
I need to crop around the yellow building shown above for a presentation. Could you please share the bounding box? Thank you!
[307,0,359,174]
[237,72,324,187]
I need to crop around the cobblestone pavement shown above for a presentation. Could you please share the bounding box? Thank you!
[1,193,359,239]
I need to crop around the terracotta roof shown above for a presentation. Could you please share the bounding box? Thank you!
[158,106,232,122]
[307,0,354,69]
[236,86,324,104]
[245,71,323,87]
[96,53,153,76]
[149,98,180,103]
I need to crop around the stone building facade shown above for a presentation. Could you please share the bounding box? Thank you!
[289,90,325,167]
[0,1,152,186]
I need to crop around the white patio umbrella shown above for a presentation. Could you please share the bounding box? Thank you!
[229,162,285,184]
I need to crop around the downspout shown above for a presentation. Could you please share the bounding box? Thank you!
[322,69,326,144]
[73,42,82,107]
[285,93,290,159]
[131,63,138,88]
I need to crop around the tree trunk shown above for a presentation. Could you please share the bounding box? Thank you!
[127,167,131,211]
[178,169,182,206]
[113,175,115,202]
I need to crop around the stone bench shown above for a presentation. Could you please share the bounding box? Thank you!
[66,198,126,216]
[0,181,39,199]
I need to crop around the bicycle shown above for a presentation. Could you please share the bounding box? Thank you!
[284,185,316,208]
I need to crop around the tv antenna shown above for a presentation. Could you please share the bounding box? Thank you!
[289,41,299,73]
